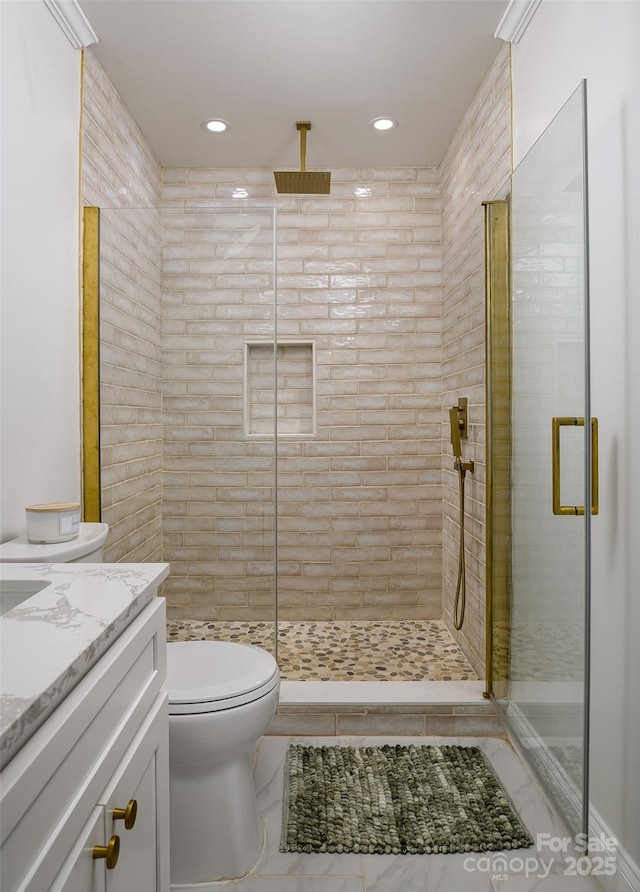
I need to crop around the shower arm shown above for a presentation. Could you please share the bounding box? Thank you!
[297,122,310,173]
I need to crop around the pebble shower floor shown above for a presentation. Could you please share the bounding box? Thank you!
[165,619,477,682]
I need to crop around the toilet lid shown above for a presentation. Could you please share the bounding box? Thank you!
[167,641,280,715]
[0,523,109,563]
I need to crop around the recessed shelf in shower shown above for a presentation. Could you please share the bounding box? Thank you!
[244,341,316,437]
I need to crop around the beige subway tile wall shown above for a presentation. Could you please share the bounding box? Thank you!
[160,169,443,621]
[439,44,511,674]
[82,50,163,562]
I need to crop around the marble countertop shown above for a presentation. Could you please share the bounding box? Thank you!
[0,561,170,770]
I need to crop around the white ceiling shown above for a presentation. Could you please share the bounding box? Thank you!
[79,0,509,169]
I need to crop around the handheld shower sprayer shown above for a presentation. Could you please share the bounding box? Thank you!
[449,398,474,473]
[448,398,474,630]
[449,406,463,459]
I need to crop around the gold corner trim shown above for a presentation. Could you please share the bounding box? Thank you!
[82,206,101,522]
[484,198,511,700]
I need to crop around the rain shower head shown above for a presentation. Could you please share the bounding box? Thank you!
[274,122,331,194]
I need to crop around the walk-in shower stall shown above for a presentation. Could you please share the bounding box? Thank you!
[83,194,476,685]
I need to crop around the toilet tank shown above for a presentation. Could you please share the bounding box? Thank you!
[0,523,109,563]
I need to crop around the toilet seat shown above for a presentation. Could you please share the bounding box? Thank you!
[167,640,280,715]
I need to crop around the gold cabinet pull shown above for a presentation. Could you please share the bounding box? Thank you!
[552,417,599,515]
[113,798,137,830]
[93,835,120,870]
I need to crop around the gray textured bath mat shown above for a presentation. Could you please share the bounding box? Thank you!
[281,744,534,855]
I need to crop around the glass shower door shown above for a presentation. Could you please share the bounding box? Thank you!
[160,206,278,653]
[92,204,278,654]
[497,82,593,840]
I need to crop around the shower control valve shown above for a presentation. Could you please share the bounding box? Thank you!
[454,397,469,439]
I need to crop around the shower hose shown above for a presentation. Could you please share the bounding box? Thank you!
[453,457,468,631]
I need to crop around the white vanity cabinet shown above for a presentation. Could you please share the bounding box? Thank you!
[0,597,170,892]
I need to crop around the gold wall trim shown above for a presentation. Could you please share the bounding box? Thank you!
[82,206,101,521]
[484,198,511,699]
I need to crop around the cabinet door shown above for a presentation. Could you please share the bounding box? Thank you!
[49,807,106,892]
[100,695,169,892]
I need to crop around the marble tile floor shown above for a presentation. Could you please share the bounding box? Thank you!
[207,736,604,891]
[166,619,478,682]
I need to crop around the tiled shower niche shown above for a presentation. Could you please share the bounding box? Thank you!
[245,342,316,437]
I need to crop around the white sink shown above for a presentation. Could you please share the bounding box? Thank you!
[0,580,50,617]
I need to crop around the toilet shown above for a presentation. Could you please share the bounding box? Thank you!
[167,640,279,886]
[0,521,109,563]
[0,519,279,885]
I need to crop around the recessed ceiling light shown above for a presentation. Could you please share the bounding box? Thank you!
[370,117,398,131]
[202,119,230,133]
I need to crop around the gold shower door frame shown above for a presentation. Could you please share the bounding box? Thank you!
[484,198,511,701]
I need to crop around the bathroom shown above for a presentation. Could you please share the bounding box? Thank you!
[1,1,639,890]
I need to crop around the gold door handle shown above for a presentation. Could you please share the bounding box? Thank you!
[93,835,120,870]
[113,798,137,830]
[552,417,599,515]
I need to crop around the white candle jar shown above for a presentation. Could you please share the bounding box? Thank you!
[25,502,81,544]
